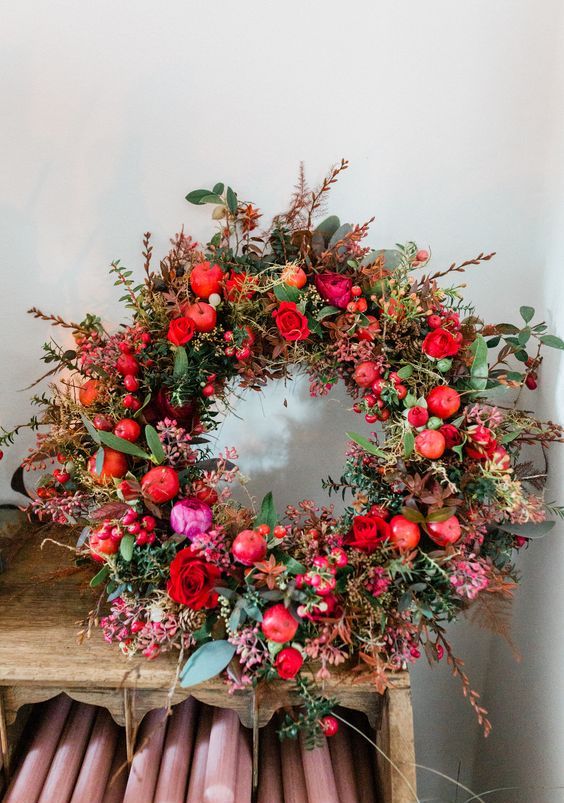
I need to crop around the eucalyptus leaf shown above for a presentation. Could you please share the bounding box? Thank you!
[540,334,564,350]
[346,432,387,459]
[520,306,535,323]
[403,430,415,458]
[316,305,341,321]
[273,284,300,303]
[80,413,101,445]
[328,223,353,250]
[469,335,488,391]
[396,365,413,379]
[90,565,110,588]
[197,193,224,205]
[185,189,213,205]
[173,346,188,378]
[95,447,105,475]
[212,182,225,195]
[226,187,238,214]
[498,520,556,538]
[179,640,236,688]
[98,431,151,460]
[76,526,91,548]
[314,215,341,245]
[145,425,166,464]
[120,534,135,561]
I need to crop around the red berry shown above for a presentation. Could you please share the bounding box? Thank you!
[395,384,407,400]
[273,525,287,539]
[320,715,339,737]
[123,374,139,392]
[202,384,215,398]
[364,394,377,408]
[427,315,443,329]
[416,249,429,262]
[142,515,156,531]
[353,403,362,414]
[525,374,538,390]
[365,413,378,424]
[388,515,421,550]
[236,345,251,361]
[351,285,362,297]
[379,408,390,421]
[331,547,348,567]
[116,354,140,376]
[123,394,141,411]
[355,298,368,313]
[371,378,386,396]
[93,414,113,431]
[256,524,271,536]
[114,418,141,442]
[118,342,131,354]
[415,429,446,459]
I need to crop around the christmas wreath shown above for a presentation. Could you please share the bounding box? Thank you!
[3,160,563,744]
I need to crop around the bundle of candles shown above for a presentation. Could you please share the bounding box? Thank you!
[2,696,379,802]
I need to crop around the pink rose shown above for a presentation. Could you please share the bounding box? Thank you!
[314,273,353,309]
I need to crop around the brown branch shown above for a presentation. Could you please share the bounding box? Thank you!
[27,307,88,333]
[427,252,496,281]
[306,158,349,229]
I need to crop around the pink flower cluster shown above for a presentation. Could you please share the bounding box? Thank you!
[449,556,489,600]
[191,526,231,568]
[366,566,391,597]
[100,597,192,659]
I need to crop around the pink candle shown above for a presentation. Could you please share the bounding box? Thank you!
[4,694,72,803]
[299,733,340,803]
[257,723,283,803]
[234,727,252,802]
[280,732,308,803]
[186,704,212,803]
[101,734,128,803]
[123,708,168,802]
[328,719,359,803]
[37,702,97,803]
[153,698,198,803]
[70,707,119,803]
[203,707,240,803]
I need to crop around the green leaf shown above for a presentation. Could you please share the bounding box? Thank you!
[279,554,306,576]
[401,507,425,524]
[212,182,225,195]
[80,413,101,445]
[306,315,323,336]
[255,492,277,533]
[426,508,456,523]
[98,431,151,460]
[499,430,522,444]
[314,215,341,245]
[226,186,238,214]
[403,430,415,458]
[243,603,263,622]
[486,336,501,348]
[95,446,105,475]
[328,223,353,250]
[145,425,166,464]
[197,193,224,205]
[185,189,213,205]
[396,365,413,379]
[316,305,341,321]
[520,306,535,323]
[90,565,110,588]
[498,520,555,539]
[173,346,188,378]
[346,432,387,459]
[120,534,134,561]
[273,284,300,303]
[469,335,489,391]
[179,640,237,688]
[497,323,520,334]
[540,334,564,350]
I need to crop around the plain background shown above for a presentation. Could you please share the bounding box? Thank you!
[1,2,564,800]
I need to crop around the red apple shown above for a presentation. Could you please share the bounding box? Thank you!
[190,261,223,299]
[114,418,141,442]
[281,264,307,289]
[426,386,461,419]
[183,302,217,333]
[231,530,267,566]
[89,528,119,562]
[261,604,299,643]
[415,429,446,459]
[356,315,381,342]
[79,379,101,407]
[88,448,128,484]
[407,406,429,428]
[388,515,421,550]
[116,353,140,376]
[353,361,380,388]
[427,515,462,547]
[141,466,180,503]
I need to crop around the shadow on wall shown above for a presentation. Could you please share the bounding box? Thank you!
[211,375,355,516]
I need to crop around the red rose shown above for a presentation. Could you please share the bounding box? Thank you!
[346,514,390,553]
[167,316,196,346]
[274,646,304,679]
[167,547,221,609]
[421,328,462,359]
[314,272,353,309]
[273,301,310,342]
[439,424,462,449]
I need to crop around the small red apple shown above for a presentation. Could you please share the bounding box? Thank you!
[114,418,141,442]
[189,261,224,299]
[353,361,380,388]
[427,515,462,547]
[388,515,421,550]
[79,379,101,407]
[183,302,217,333]
[93,414,113,431]
[281,265,307,289]
[116,354,140,377]
[88,448,128,484]
[231,529,267,566]
[261,604,299,643]
[415,429,446,459]
[89,528,119,562]
[426,386,461,419]
[141,466,180,503]
[407,406,429,428]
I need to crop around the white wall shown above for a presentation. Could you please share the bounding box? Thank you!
[1,1,563,799]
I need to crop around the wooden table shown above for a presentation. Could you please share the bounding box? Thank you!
[0,524,417,802]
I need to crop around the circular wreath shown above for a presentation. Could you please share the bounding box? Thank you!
[5,161,563,744]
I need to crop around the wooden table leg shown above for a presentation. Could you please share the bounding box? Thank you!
[252,689,259,800]
[123,688,137,765]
